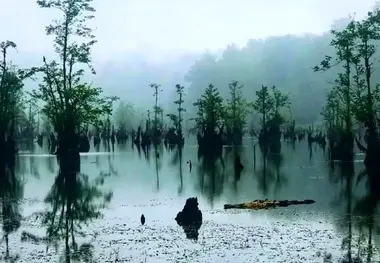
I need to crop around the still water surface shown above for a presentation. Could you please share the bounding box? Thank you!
[1,138,379,262]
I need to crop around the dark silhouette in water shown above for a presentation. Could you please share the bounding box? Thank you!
[234,155,243,171]
[175,197,202,240]
[0,155,22,261]
[37,134,43,147]
[187,160,192,172]
[234,154,244,181]
[141,214,145,225]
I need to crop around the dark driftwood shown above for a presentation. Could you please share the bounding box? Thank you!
[224,199,315,209]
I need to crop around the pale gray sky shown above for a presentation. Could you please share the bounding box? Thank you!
[0,0,377,60]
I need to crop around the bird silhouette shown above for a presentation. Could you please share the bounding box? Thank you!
[141,214,145,225]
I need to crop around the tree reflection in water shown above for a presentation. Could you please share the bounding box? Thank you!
[223,146,244,194]
[168,144,184,195]
[0,159,23,262]
[21,155,113,263]
[255,143,287,197]
[196,149,225,207]
[193,142,288,204]
[151,143,163,192]
[329,158,380,262]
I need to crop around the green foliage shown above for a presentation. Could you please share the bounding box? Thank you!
[191,82,289,135]
[166,113,179,128]
[224,80,250,132]
[167,84,186,132]
[271,86,291,121]
[351,58,368,124]
[184,36,337,124]
[32,0,115,146]
[316,10,380,134]
[0,40,35,137]
[252,85,273,127]
[321,89,340,130]
[193,84,225,133]
[354,11,380,134]
[150,83,163,130]
[252,85,290,128]
[174,84,186,114]
[315,21,357,132]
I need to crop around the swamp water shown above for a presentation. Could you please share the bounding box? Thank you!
[1,138,379,263]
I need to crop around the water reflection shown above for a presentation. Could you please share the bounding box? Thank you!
[153,143,163,192]
[352,163,380,263]
[196,149,225,207]
[168,144,184,195]
[21,156,113,263]
[4,138,380,261]
[220,147,246,195]
[330,158,380,262]
[255,143,287,197]
[0,160,23,261]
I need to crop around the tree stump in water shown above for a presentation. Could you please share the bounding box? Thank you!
[175,197,202,240]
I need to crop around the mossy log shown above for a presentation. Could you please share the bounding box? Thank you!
[224,199,315,210]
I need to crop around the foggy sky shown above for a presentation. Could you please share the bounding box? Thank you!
[0,0,377,61]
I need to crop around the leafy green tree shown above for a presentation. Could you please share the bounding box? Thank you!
[0,41,19,130]
[0,40,34,154]
[150,83,163,134]
[315,11,380,143]
[192,98,205,131]
[252,85,274,129]
[354,11,380,139]
[270,86,290,125]
[32,0,115,155]
[166,113,179,129]
[167,84,185,138]
[184,35,338,124]
[193,84,225,135]
[321,89,340,132]
[314,21,357,134]
[351,55,368,125]
[225,80,250,145]
[252,85,289,145]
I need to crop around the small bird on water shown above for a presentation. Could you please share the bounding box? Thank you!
[140,214,145,225]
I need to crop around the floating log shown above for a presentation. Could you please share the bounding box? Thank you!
[224,199,315,210]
